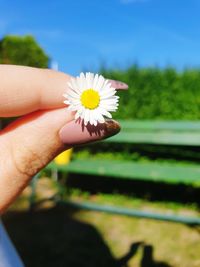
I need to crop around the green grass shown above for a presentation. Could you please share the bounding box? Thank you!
[68,188,199,215]
[3,178,200,267]
[74,147,200,166]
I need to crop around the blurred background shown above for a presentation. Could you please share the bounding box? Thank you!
[1,0,200,267]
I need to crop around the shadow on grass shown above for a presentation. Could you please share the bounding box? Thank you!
[66,174,200,207]
[141,245,172,267]
[3,204,144,267]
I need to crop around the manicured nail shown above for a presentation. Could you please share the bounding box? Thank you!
[108,79,129,90]
[59,119,120,146]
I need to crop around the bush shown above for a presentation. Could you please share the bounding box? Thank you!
[0,35,49,68]
[0,35,49,129]
[101,66,200,120]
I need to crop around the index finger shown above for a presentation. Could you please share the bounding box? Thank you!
[0,65,71,117]
[0,65,128,117]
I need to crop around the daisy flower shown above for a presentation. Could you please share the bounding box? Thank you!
[63,72,119,126]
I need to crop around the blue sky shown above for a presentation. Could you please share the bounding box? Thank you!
[0,0,200,75]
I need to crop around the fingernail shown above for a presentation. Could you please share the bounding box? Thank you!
[59,119,120,146]
[108,79,129,90]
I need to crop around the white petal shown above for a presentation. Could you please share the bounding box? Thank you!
[63,93,69,98]
[80,72,85,78]
[87,72,94,88]
[92,74,99,89]
[100,90,116,99]
[103,79,109,86]
[98,113,105,123]
[68,105,78,111]
[70,99,81,105]
[88,111,93,124]
[94,110,101,124]
[95,75,105,91]
[100,86,115,94]
[90,117,94,125]
[89,117,94,125]
[76,106,84,115]
[84,109,90,124]
[75,111,80,120]
[80,72,86,90]
[100,100,118,107]
[100,83,114,92]
[105,102,119,107]
[90,109,98,120]
[67,81,80,94]
[66,89,80,99]
[98,107,112,118]
[101,103,118,109]
[71,78,82,94]
[102,96,119,101]
[67,82,74,90]
[106,106,118,111]
[101,99,117,105]
[93,109,105,123]
[80,109,86,119]
[87,110,92,125]
[64,100,71,105]
[77,77,83,90]
[69,79,76,89]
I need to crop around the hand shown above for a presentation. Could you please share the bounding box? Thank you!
[0,65,128,213]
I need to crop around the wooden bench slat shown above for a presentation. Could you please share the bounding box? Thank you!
[105,131,200,146]
[47,160,200,185]
[119,120,200,131]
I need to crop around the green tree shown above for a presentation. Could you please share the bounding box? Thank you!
[0,35,49,68]
[0,35,49,129]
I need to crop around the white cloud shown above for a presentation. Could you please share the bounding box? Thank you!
[120,0,149,4]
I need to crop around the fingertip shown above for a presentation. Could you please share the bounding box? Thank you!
[59,119,120,146]
[108,79,129,90]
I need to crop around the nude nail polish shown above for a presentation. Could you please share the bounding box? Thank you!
[59,119,120,146]
[108,80,129,90]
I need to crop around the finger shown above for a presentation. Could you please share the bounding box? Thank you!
[0,108,120,213]
[108,79,128,90]
[59,119,120,145]
[0,65,71,117]
[0,65,128,117]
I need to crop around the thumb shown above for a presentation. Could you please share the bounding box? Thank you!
[0,108,120,213]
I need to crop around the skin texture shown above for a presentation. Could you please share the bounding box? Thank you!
[0,65,127,214]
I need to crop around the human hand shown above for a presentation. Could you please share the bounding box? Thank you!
[0,65,128,213]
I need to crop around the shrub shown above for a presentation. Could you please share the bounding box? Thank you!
[0,35,49,68]
[101,66,200,120]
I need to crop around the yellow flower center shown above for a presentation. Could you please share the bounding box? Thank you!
[81,89,100,109]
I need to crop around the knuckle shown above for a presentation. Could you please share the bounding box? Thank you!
[11,144,44,178]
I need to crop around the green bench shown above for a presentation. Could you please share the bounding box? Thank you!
[43,120,200,224]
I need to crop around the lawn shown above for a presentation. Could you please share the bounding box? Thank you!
[2,178,200,267]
